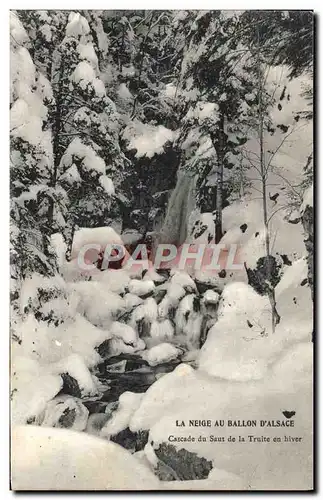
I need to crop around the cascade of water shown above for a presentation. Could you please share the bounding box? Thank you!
[156,170,197,247]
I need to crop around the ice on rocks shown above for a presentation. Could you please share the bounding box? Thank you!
[150,319,174,343]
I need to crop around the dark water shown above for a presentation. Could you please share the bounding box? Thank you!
[84,354,182,412]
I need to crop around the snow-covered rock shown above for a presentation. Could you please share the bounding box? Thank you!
[72,281,125,328]
[49,353,98,397]
[92,269,130,294]
[128,279,155,297]
[11,426,160,490]
[170,270,196,292]
[142,343,181,367]
[130,297,158,336]
[175,294,195,334]
[110,321,138,346]
[202,289,220,305]
[11,357,63,425]
[129,341,312,490]
[109,337,145,356]
[123,293,143,309]
[41,395,89,431]
[101,392,144,438]
[71,226,123,259]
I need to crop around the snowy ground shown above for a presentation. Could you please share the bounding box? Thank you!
[11,211,313,489]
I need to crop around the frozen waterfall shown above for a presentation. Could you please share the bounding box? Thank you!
[156,170,197,247]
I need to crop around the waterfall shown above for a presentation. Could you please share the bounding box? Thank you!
[156,170,197,247]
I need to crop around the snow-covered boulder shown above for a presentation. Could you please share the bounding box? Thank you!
[170,270,196,293]
[128,279,155,297]
[11,426,160,490]
[130,342,313,490]
[110,321,138,346]
[92,269,130,294]
[142,343,182,367]
[11,357,63,425]
[123,293,143,309]
[101,392,144,438]
[71,226,123,259]
[202,289,220,305]
[41,395,89,431]
[129,297,158,337]
[49,353,98,397]
[109,337,146,356]
[72,281,125,328]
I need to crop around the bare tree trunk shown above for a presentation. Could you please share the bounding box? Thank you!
[257,33,280,333]
[65,223,76,262]
[211,113,225,243]
[44,61,65,257]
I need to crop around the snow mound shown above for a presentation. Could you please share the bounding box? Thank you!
[162,468,247,490]
[11,426,160,490]
[130,342,312,490]
[198,279,310,381]
[170,270,196,291]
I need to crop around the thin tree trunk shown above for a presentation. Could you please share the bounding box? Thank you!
[45,61,65,256]
[211,113,225,243]
[257,33,280,333]
[65,223,76,262]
